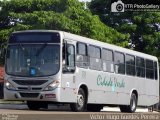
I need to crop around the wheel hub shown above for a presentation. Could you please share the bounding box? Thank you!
[77,95,84,108]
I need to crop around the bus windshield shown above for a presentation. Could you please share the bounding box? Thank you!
[6,44,60,77]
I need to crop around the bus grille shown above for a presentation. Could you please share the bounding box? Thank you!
[13,80,48,86]
[20,93,39,98]
[18,87,42,91]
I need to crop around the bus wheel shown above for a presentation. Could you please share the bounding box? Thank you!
[70,88,87,112]
[87,104,103,112]
[119,93,137,113]
[27,101,41,110]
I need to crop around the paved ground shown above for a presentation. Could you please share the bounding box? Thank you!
[0,103,159,120]
[0,103,152,113]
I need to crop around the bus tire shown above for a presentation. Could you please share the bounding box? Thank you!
[120,93,137,113]
[87,104,102,112]
[119,105,128,112]
[27,101,41,110]
[70,88,87,112]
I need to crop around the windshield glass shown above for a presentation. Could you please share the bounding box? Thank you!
[6,44,60,77]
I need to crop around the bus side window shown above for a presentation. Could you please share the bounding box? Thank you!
[102,48,114,72]
[136,57,145,78]
[88,45,101,71]
[114,52,125,74]
[146,59,154,79]
[67,44,75,67]
[126,54,135,76]
[154,62,158,80]
[63,43,75,73]
[76,42,88,68]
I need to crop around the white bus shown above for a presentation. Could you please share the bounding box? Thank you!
[3,30,159,112]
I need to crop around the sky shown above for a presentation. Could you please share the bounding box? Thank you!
[79,0,91,2]
[0,0,92,1]
[0,0,92,3]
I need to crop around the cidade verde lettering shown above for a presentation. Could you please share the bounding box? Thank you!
[97,75,125,88]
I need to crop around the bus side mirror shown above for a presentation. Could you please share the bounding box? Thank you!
[0,49,3,58]
[0,41,6,59]
[0,47,5,65]
[0,47,6,60]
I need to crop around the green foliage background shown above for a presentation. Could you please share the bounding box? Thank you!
[89,0,160,61]
[1,0,160,64]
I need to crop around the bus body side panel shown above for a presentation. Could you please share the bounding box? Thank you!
[72,68,159,106]
[144,79,159,106]
[60,74,77,103]
[75,68,130,105]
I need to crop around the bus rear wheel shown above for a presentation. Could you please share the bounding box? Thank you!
[120,93,137,113]
[70,88,87,112]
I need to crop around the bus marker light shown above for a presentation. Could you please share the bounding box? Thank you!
[45,94,56,98]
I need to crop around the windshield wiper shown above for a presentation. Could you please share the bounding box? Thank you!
[35,43,47,56]
[19,43,29,56]
[19,43,25,50]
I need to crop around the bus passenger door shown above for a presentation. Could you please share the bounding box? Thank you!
[61,41,76,102]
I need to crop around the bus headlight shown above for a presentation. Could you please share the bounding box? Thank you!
[5,81,16,90]
[44,80,60,91]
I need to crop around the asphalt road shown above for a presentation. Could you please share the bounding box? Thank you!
[0,104,159,120]
[0,103,72,114]
[0,103,151,113]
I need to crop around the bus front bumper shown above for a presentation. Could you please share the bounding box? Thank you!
[3,87,61,102]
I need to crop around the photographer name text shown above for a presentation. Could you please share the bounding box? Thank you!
[90,114,159,120]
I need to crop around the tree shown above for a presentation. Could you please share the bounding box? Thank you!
[89,0,160,59]
[0,0,128,44]
[0,0,129,64]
